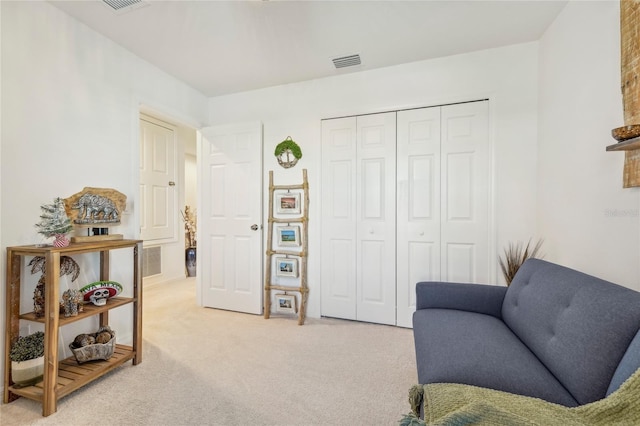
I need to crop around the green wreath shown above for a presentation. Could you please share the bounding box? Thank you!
[274,137,302,160]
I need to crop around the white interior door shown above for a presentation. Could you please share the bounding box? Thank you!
[199,122,263,314]
[320,117,357,320]
[441,101,490,283]
[356,112,396,325]
[396,107,442,328]
[139,116,176,242]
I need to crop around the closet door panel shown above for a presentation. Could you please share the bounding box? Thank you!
[356,112,396,325]
[441,101,490,284]
[397,107,441,328]
[321,117,357,320]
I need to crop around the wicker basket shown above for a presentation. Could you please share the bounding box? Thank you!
[69,336,115,363]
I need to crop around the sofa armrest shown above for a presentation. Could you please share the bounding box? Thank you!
[415,281,507,318]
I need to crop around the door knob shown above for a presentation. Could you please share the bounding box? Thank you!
[251,224,259,231]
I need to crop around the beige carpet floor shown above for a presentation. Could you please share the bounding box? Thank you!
[1,278,417,425]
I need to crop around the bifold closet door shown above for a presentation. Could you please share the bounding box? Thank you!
[440,101,490,284]
[396,101,490,328]
[356,112,396,325]
[321,112,397,325]
[321,117,357,320]
[396,107,442,328]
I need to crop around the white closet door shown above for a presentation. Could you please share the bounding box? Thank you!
[441,101,490,284]
[396,107,442,328]
[321,117,358,320]
[356,112,397,325]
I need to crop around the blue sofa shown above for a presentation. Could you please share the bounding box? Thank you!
[412,258,640,407]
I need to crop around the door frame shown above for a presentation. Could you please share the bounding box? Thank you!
[132,101,203,284]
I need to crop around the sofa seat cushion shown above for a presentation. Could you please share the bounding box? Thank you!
[413,308,578,407]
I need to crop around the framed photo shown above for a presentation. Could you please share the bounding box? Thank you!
[277,225,300,246]
[276,192,301,214]
[275,257,298,278]
[276,293,297,314]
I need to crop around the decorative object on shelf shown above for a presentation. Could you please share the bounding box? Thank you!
[69,326,116,363]
[275,293,298,314]
[275,257,298,278]
[498,239,544,286]
[276,192,301,214]
[181,205,197,277]
[29,255,81,318]
[63,187,127,241]
[274,136,302,169]
[35,197,73,246]
[612,124,640,142]
[9,331,45,387]
[80,280,123,306]
[277,225,301,247]
[62,289,83,317]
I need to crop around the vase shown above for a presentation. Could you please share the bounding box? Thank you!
[185,247,196,277]
[11,356,44,387]
[53,234,70,248]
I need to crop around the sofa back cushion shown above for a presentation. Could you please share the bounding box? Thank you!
[606,328,640,396]
[502,259,640,405]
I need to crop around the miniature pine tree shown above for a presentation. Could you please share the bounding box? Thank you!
[35,197,73,238]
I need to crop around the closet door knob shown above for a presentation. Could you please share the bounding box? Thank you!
[251,224,259,231]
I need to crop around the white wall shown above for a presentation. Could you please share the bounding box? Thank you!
[538,1,640,290]
[0,1,207,382]
[209,43,541,319]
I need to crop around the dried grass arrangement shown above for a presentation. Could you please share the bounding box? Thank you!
[499,239,544,286]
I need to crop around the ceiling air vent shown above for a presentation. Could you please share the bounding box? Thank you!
[332,54,362,69]
[102,0,147,13]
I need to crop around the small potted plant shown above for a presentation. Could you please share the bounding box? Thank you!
[10,331,45,387]
[498,238,544,285]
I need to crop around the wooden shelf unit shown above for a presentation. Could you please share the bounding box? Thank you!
[264,169,309,325]
[606,136,640,151]
[3,239,143,416]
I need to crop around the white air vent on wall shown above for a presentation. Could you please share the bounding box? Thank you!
[102,0,148,14]
[142,246,162,278]
[332,54,362,69]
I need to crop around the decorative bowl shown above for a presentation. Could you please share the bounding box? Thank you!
[70,336,115,364]
[611,125,640,142]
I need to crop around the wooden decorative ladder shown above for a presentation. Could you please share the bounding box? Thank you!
[264,169,309,325]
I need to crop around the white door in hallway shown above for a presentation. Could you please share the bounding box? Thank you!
[199,122,263,314]
[139,115,177,242]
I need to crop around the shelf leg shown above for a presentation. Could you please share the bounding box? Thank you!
[4,250,21,403]
[42,251,60,416]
